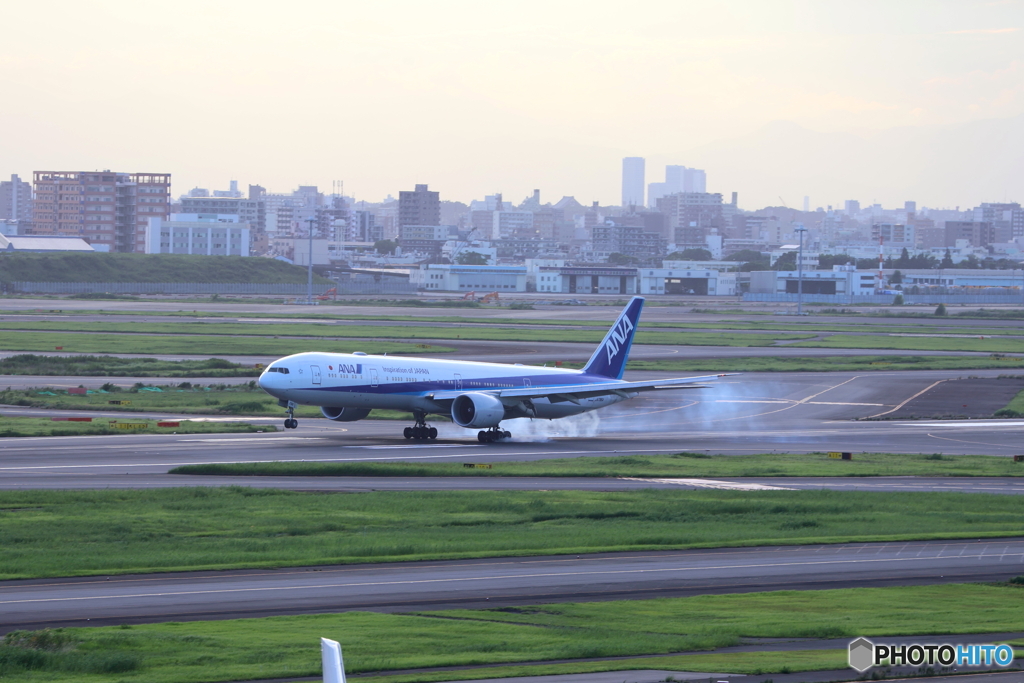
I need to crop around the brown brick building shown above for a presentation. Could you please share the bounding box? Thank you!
[32,171,170,252]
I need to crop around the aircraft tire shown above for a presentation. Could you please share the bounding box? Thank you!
[403,427,412,439]
[503,431,511,439]
[477,431,487,443]
[428,427,438,439]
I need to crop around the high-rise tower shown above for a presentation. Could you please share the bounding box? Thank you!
[621,158,645,208]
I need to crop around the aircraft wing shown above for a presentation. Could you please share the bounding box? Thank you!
[429,374,732,405]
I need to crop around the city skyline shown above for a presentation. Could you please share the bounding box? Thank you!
[0,1,1021,208]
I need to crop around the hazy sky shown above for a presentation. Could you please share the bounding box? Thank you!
[1,0,1021,208]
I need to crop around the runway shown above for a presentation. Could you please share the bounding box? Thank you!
[2,538,1023,632]
[2,369,1024,493]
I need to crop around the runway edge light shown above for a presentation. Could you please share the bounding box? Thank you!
[321,637,345,683]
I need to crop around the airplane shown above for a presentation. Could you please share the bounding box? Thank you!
[257,296,726,443]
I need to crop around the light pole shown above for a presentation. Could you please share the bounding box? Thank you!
[795,224,808,315]
[305,216,316,305]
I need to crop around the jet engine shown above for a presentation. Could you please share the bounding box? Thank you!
[451,392,505,428]
[320,406,372,422]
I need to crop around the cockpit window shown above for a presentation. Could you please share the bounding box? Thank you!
[266,367,290,374]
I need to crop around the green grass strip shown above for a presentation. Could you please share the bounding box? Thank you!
[0,354,259,377]
[0,330,450,355]
[0,417,274,438]
[171,452,1024,479]
[998,388,1024,418]
[0,321,811,346]
[2,584,1023,682]
[1,488,1024,580]
[6,307,1024,337]
[0,386,406,419]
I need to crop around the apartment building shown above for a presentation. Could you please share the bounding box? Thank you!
[32,171,170,252]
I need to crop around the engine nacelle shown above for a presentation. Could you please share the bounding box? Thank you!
[451,392,505,428]
[320,406,372,422]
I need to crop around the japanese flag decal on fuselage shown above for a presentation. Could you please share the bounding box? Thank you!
[582,296,644,380]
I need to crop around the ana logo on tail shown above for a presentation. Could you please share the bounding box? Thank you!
[605,315,635,364]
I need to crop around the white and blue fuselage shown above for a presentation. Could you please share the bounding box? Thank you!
[258,297,724,440]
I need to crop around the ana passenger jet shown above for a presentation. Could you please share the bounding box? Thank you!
[258,296,724,442]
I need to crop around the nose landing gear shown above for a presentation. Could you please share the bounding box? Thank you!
[477,427,511,443]
[403,411,437,440]
[279,399,298,429]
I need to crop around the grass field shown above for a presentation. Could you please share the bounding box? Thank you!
[793,334,1024,353]
[0,320,813,347]
[617,355,1024,373]
[998,388,1024,417]
[171,451,1024,479]
[0,354,259,377]
[0,417,274,437]
[0,252,334,284]
[1,487,1023,580]
[6,306,1024,335]
[0,330,450,356]
[1,583,1021,682]
[0,385,414,419]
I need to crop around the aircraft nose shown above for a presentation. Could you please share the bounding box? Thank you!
[258,371,278,394]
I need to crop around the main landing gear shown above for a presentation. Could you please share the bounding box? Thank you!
[280,399,298,430]
[404,412,437,440]
[478,427,511,443]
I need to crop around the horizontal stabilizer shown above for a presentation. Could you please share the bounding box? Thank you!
[322,638,345,683]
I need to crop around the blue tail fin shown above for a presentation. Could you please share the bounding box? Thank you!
[582,296,644,379]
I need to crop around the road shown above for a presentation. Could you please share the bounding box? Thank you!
[2,538,1022,632]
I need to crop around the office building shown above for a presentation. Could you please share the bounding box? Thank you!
[180,195,264,234]
[145,214,250,256]
[656,192,725,246]
[0,174,32,222]
[32,171,170,253]
[621,157,645,208]
[399,224,451,256]
[354,211,382,243]
[491,210,535,240]
[944,221,996,248]
[871,223,915,248]
[648,165,707,207]
[399,184,440,228]
[973,202,1023,240]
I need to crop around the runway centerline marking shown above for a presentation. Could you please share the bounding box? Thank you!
[3,550,1019,606]
[621,477,795,491]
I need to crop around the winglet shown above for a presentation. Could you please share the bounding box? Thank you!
[322,638,345,683]
[582,296,644,379]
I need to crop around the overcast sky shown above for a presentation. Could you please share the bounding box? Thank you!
[1,0,1021,208]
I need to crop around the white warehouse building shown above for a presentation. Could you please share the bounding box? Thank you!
[146,214,251,256]
[749,266,877,296]
[411,264,527,292]
[638,267,737,295]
